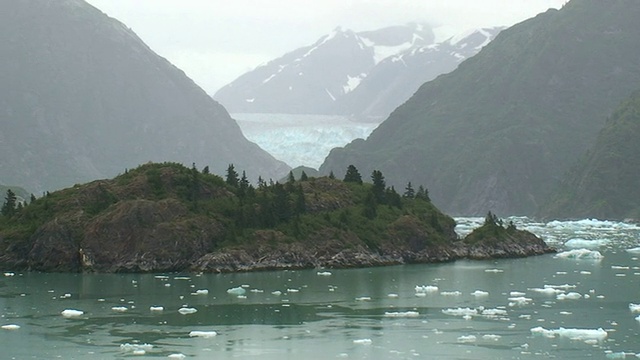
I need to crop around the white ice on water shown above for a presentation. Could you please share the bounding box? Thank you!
[384,311,420,318]
[557,292,582,300]
[178,307,197,315]
[189,330,218,338]
[61,309,84,318]
[564,238,609,248]
[111,306,128,312]
[629,303,640,313]
[415,285,438,293]
[555,249,604,260]
[442,307,478,317]
[353,338,372,345]
[531,327,608,341]
[471,290,489,297]
[227,286,246,295]
[1,324,20,330]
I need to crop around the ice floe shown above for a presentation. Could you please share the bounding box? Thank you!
[626,247,640,254]
[630,304,640,313]
[192,289,209,295]
[384,311,419,318]
[61,309,84,318]
[111,306,128,312]
[150,306,164,312]
[415,285,438,293]
[482,334,501,341]
[555,249,604,260]
[530,327,607,341]
[564,238,608,248]
[168,354,186,359]
[1,324,20,330]
[120,343,153,355]
[508,297,532,307]
[471,290,489,297]
[227,286,246,295]
[557,292,582,300]
[316,271,332,276]
[353,339,372,345]
[441,291,462,296]
[457,335,477,343]
[442,307,478,317]
[178,307,197,315]
[189,330,218,338]
[530,287,564,295]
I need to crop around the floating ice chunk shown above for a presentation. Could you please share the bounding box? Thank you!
[271,290,282,296]
[193,289,209,295]
[111,306,128,312]
[178,307,197,315]
[508,297,532,307]
[636,315,640,322]
[384,311,419,318]
[531,327,607,341]
[564,238,608,248]
[457,335,477,343]
[530,287,564,295]
[630,304,640,313]
[120,343,153,354]
[287,289,300,293]
[604,352,636,359]
[61,309,84,318]
[612,266,630,270]
[626,247,640,254]
[471,290,489,297]
[560,311,573,315]
[3,272,15,277]
[388,293,399,298]
[168,354,186,359]
[227,287,246,295]
[545,284,576,290]
[317,271,332,276]
[1,324,20,330]
[150,306,164,312]
[441,291,462,296]
[442,307,478,317]
[483,334,501,341]
[355,296,371,301]
[353,339,372,345]
[510,291,526,297]
[250,289,264,293]
[484,269,504,273]
[415,285,438,293]
[154,275,169,279]
[555,249,603,260]
[482,308,508,316]
[189,330,217,338]
[557,292,582,300]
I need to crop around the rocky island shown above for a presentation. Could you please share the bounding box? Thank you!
[0,163,554,273]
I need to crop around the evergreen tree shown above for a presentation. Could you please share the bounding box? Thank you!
[273,183,291,223]
[30,193,36,204]
[403,182,415,198]
[371,170,386,203]
[238,171,249,198]
[1,189,17,217]
[202,165,210,175]
[343,165,362,184]
[300,171,308,181]
[226,164,239,188]
[287,171,295,184]
[329,171,336,179]
[294,185,306,215]
[386,186,402,208]
[362,191,377,219]
[415,185,430,202]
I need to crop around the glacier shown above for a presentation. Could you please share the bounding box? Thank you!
[234,113,379,169]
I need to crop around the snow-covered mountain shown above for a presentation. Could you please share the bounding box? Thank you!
[214,25,503,120]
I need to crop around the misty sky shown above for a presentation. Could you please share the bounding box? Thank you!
[85,0,567,95]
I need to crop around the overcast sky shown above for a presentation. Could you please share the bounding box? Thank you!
[85,0,567,95]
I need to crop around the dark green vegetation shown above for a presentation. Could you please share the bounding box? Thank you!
[0,0,288,193]
[541,90,640,220]
[0,163,450,272]
[0,163,552,273]
[320,0,640,216]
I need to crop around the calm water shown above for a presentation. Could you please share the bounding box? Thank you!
[1,217,640,359]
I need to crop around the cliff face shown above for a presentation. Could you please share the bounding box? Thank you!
[0,0,288,192]
[0,163,553,273]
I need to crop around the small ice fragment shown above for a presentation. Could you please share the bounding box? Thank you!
[557,292,582,300]
[484,269,504,273]
[388,293,399,298]
[111,306,128,312]
[415,285,438,293]
[287,289,300,293]
[384,311,419,318]
[1,324,20,330]
[483,334,501,341]
[155,275,169,279]
[630,304,640,313]
[471,290,489,297]
[457,335,477,343]
[442,307,478,317]
[555,249,603,260]
[150,306,164,312]
[168,354,186,359]
[355,296,371,301]
[545,284,576,290]
[510,291,526,297]
[441,291,462,296]
[227,287,246,295]
[612,265,630,270]
[250,289,264,293]
[120,343,153,354]
[353,339,372,345]
[530,327,607,341]
[559,311,573,315]
[580,271,592,275]
[61,309,83,318]
[508,297,532,307]
[189,330,217,338]
[626,247,640,254]
[194,289,209,295]
[530,287,564,295]
[317,271,332,276]
[482,308,507,316]
[178,307,197,315]
[271,291,282,296]
[636,315,640,322]
[3,272,15,277]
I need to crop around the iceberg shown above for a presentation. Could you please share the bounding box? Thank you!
[189,330,218,338]
[1,324,20,330]
[384,311,419,318]
[442,307,478,317]
[530,327,607,341]
[178,307,197,315]
[227,286,246,295]
[353,339,372,345]
[61,309,84,318]
[471,290,489,297]
[564,238,608,248]
[630,303,640,313]
[457,335,477,343]
[555,249,604,260]
[150,306,164,312]
[557,292,582,300]
[415,285,438,293]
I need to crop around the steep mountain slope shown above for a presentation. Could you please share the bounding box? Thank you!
[541,90,640,220]
[335,27,503,119]
[0,0,288,192]
[215,25,500,120]
[320,0,640,216]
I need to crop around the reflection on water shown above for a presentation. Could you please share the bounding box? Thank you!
[1,217,640,359]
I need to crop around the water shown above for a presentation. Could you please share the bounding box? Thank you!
[1,218,640,359]
[233,113,379,169]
